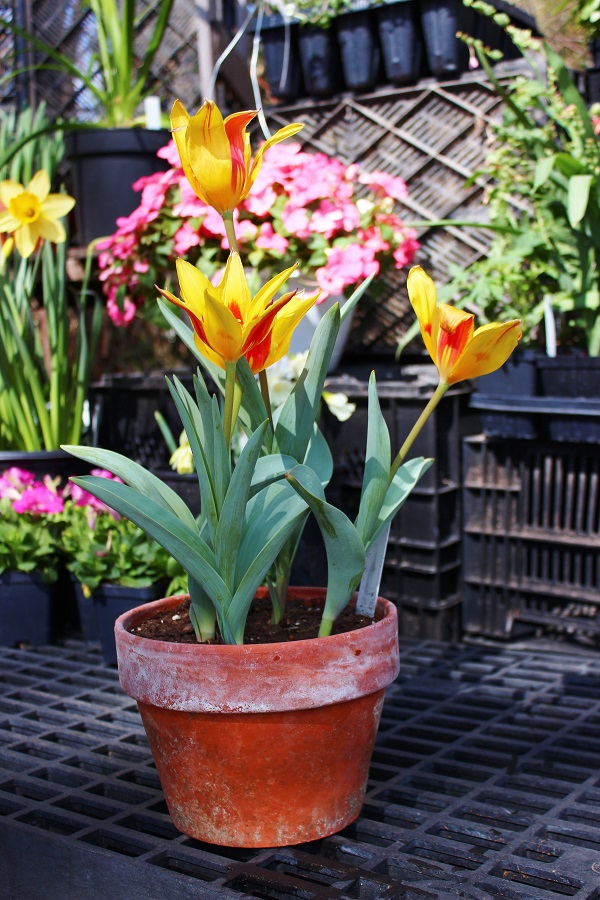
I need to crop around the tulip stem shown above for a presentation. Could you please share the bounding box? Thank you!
[390,382,449,482]
[222,212,239,253]
[223,361,237,450]
[259,370,274,433]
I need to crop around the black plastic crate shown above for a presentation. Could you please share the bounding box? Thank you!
[462,436,600,639]
[394,593,463,641]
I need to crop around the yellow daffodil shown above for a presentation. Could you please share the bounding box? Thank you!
[0,171,75,258]
[158,252,319,374]
[170,99,303,215]
[407,266,521,384]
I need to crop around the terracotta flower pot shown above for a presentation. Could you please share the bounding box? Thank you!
[115,587,399,847]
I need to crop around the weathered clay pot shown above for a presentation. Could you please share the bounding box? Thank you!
[115,586,399,847]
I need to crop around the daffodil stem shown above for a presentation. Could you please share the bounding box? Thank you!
[222,212,239,253]
[389,382,449,482]
[223,362,237,450]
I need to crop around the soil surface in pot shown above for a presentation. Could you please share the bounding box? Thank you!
[132,596,377,644]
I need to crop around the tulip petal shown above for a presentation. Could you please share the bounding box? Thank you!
[217,251,252,321]
[407,266,438,359]
[250,262,299,316]
[435,304,474,383]
[202,287,243,361]
[448,319,522,383]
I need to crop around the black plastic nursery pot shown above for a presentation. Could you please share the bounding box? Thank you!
[376,0,423,85]
[259,14,304,101]
[0,572,54,647]
[91,582,169,666]
[65,128,170,245]
[297,25,341,97]
[336,9,381,92]
[0,450,92,484]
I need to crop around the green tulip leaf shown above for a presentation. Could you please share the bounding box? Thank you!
[354,372,391,544]
[285,464,366,635]
[69,476,231,609]
[368,457,434,550]
[63,444,198,531]
[274,304,339,461]
[215,421,268,590]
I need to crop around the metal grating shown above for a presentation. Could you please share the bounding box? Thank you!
[263,62,529,358]
[1,638,600,898]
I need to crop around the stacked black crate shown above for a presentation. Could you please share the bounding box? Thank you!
[462,435,600,640]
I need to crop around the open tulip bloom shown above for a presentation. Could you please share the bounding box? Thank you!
[65,100,521,645]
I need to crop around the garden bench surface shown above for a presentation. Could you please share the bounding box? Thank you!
[0,637,599,899]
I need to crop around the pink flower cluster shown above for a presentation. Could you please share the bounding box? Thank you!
[0,467,63,515]
[97,140,420,325]
[0,467,122,518]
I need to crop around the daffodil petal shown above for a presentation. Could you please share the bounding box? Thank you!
[0,210,21,232]
[28,170,50,202]
[42,193,76,219]
[0,181,25,206]
[14,223,39,258]
[38,217,66,244]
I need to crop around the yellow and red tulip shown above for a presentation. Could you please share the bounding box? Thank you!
[170,100,303,215]
[158,252,319,374]
[0,170,75,258]
[407,266,521,384]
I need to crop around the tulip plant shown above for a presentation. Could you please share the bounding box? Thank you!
[65,100,521,645]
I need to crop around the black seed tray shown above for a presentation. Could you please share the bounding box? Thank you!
[1,639,600,899]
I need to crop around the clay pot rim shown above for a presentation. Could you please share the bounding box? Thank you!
[115,587,400,714]
[115,586,390,654]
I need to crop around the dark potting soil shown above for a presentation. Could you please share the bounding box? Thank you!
[132,596,377,645]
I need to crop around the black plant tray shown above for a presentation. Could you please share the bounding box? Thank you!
[1,639,600,898]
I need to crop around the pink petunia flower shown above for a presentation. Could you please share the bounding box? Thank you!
[13,484,64,515]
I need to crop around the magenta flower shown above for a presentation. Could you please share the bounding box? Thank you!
[97,137,419,319]
[13,484,64,515]
[0,467,37,499]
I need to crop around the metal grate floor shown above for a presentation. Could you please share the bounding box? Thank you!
[1,639,600,899]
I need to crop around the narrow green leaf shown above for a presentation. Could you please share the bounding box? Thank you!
[368,457,434,549]
[229,482,309,641]
[285,465,366,630]
[216,421,268,590]
[63,445,198,531]
[274,304,339,460]
[303,425,333,486]
[211,395,230,513]
[354,372,391,544]
[533,154,556,190]
[69,476,231,608]
[236,356,270,438]
[339,271,374,324]
[250,452,300,496]
[568,174,593,227]
[167,376,218,537]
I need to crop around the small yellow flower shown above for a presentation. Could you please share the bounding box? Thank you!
[170,99,303,214]
[407,266,522,384]
[0,170,75,258]
[158,252,319,374]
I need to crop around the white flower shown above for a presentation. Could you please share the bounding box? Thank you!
[322,392,356,422]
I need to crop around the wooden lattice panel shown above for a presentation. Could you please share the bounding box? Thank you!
[264,63,526,358]
[2,0,202,121]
